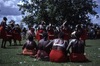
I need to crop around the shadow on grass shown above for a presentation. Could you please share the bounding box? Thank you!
[40,58,92,63]
[14,54,93,64]
[70,60,92,63]
[11,44,23,46]
[16,53,31,56]
[85,45,92,47]
[4,46,21,49]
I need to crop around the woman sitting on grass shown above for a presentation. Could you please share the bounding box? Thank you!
[22,35,37,56]
[46,32,68,62]
[35,32,50,60]
[67,31,89,62]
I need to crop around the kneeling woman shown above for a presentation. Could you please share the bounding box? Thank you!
[67,31,88,62]
[47,32,68,62]
[22,35,37,55]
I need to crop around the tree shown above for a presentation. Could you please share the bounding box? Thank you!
[21,14,35,25]
[18,0,98,25]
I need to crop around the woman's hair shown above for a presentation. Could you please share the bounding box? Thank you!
[28,35,33,41]
[58,32,64,39]
[42,32,48,41]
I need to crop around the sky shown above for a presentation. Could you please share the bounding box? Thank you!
[0,0,100,25]
[0,0,22,24]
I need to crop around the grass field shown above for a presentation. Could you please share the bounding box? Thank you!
[0,39,100,66]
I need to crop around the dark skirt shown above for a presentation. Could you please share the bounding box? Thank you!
[69,53,88,62]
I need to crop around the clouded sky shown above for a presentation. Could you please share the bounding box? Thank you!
[0,0,22,24]
[0,0,100,25]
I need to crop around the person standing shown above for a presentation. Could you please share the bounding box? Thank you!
[0,17,8,48]
[0,17,7,29]
[0,17,7,38]
[47,23,55,40]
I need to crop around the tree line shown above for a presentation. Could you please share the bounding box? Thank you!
[18,0,99,26]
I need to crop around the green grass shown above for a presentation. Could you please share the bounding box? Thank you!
[0,39,100,66]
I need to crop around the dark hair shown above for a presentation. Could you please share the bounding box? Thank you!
[28,35,33,41]
[42,32,48,41]
[3,17,7,21]
[76,31,81,38]
[58,32,64,39]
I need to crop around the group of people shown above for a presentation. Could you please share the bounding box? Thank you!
[21,21,89,62]
[0,17,93,62]
[0,17,22,48]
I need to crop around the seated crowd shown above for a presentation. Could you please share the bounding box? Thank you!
[21,30,89,62]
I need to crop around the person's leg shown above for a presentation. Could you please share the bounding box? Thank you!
[3,41,6,48]
[1,39,4,48]
[14,39,17,45]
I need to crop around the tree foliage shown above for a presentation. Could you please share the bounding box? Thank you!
[18,0,98,25]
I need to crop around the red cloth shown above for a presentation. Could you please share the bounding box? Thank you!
[0,26,12,40]
[22,48,37,55]
[13,33,21,41]
[62,29,70,40]
[48,30,54,40]
[69,53,88,62]
[49,49,67,62]
[36,29,43,41]
[0,26,6,39]
[12,29,22,41]
[0,26,3,38]
[80,30,87,40]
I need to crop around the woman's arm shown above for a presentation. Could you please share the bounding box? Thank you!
[45,40,53,48]
[22,43,27,49]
